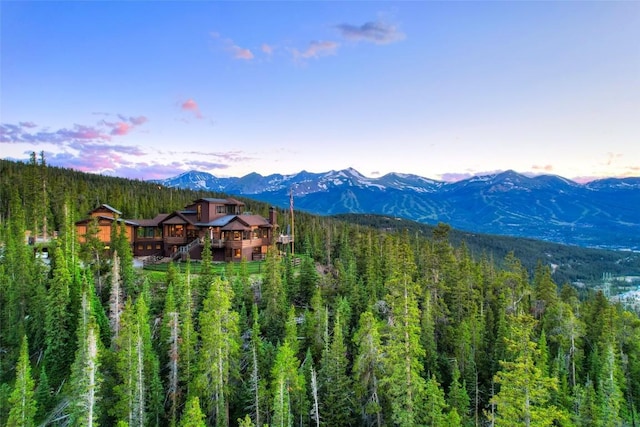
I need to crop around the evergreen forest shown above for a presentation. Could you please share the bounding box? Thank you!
[1,157,640,426]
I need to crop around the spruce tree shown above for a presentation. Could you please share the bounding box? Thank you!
[196,277,240,426]
[44,245,74,388]
[319,313,354,425]
[68,286,102,427]
[447,362,471,425]
[353,310,384,427]
[179,396,206,427]
[113,297,146,426]
[490,314,564,427]
[261,245,287,342]
[424,374,448,427]
[7,335,37,427]
[381,240,426,426]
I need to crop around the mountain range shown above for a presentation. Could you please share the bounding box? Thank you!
[154,168,640,251]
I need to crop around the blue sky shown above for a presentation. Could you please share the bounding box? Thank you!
[1,1,639,182]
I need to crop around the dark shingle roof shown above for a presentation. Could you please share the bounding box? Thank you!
[134,214,169,227]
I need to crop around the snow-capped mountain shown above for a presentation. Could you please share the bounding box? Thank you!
[154,169,640,251]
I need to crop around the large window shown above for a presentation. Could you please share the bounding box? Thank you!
[168,224,184,237]
[137,227,160,239]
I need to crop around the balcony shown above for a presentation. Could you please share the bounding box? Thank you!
[165,236,187,245]
[208,237,271,249]
[277,234,294,244]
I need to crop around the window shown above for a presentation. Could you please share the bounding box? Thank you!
[146,244,152,250]
[217,206,225,214]
[234,248,241,258]
[156,244,161,250]
[137,245,143,251]
[197,204,202,221]
[168,225,184,237]
[137,227,157,238]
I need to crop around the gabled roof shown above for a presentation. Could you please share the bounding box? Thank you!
[221,220,251,231]
[134,214,169,227]
[160,211,194,225]
[241,214,273,227]
[196,214,271,228]
[89,204,122,216]
[75,215,138,226]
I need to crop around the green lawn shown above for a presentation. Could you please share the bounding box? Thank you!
[143,260,265,275]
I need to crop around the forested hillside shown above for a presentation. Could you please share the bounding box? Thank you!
[1,157,640,426]
[334,214,640,286]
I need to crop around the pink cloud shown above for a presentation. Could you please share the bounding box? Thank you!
[532,164,554,172]
[182,99,198,111]
[211,31,255,61]
[294,41,340,59]
[110,122,132,136]
[63,125,111,141]
[262,44,274,55]
[232,46,254,60]
[181,99,203,118]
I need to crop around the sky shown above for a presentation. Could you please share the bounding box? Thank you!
[1,1,639,183]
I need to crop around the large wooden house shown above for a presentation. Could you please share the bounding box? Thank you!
[76,198,281,262]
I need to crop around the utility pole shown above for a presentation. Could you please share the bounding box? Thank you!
[290,188,295,257]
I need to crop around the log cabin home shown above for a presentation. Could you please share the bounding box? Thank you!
[76,198,282,262]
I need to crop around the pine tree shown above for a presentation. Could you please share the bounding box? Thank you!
[381,239,426,426]
[424,374,448,427]
[44,245,74,388]
[138,288,165,427]
[319,313,354,425]
[244,304,267,427]
[575,380,601,426]
[353,310,384,427]
[162,284,180,426]
[420,288,439,378]
[447,362,470,425]
[79,216,107,294]
[270,330,305,427]
[175,258,198,400]
[34,363,52,422]
[110,250,125,348]
[7,335,37,427]
[490,314,563,427]
[68,285,102,427]
[113,222,136,295]
[197,234,215,311]
[113,297,146,427]
[296,254,319,306]
[179,396,206,427]
[196,277,240,427]
[261,245,287,342]
[598,342,624,427]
